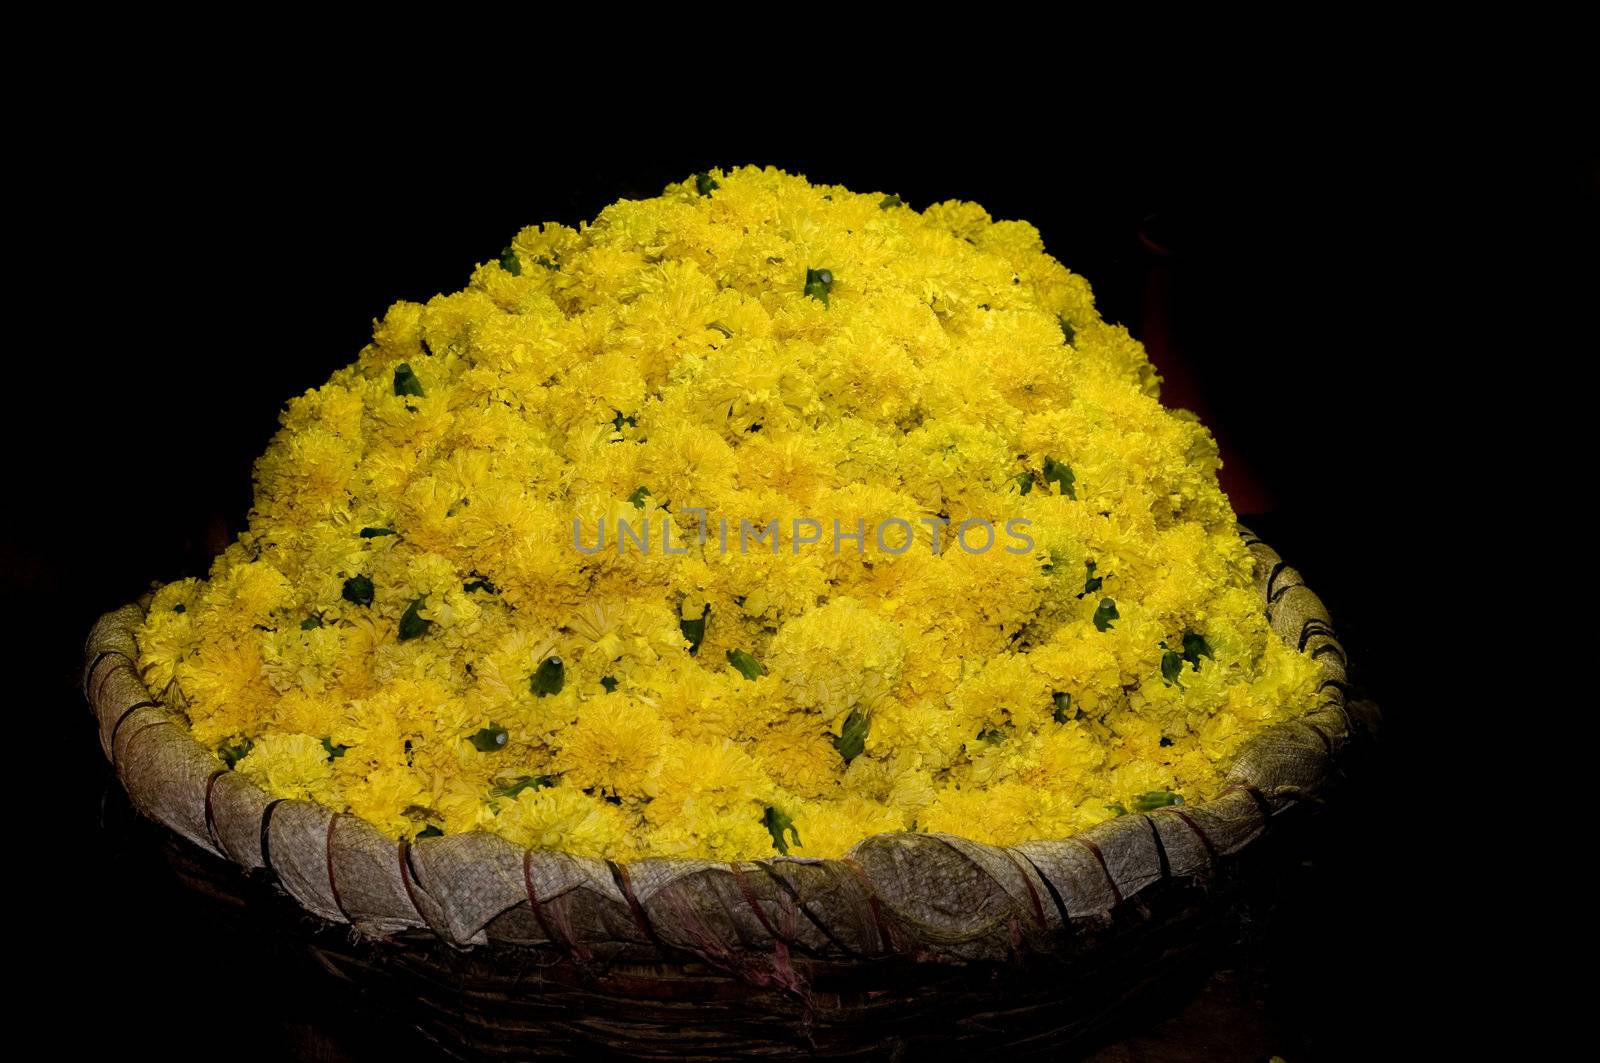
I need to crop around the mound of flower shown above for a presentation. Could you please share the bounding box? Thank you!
[135,166,1320,861]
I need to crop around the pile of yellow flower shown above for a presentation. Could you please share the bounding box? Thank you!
[135,166,1321,861]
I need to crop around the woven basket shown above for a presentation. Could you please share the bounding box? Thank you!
[83,531,1376,1060]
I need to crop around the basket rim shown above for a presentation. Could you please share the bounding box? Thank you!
[82,529,1373,962]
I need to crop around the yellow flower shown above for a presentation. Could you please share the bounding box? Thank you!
[792,796,906,859]
[765,597,905,720]
[750,717,845,799]
[491,788,633,860]
[342,765,427,837]
[918,780,1075,847]
[235,734,336,804]
[553,696,667,799]
[644,737,773,823]
[643,802,774,861]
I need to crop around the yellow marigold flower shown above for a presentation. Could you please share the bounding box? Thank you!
[766,597,905,720]
[137,581,200,698]
[919,781,1075,848]
[644,737,774,823]
[342,765,428,837]
[178,637,274,746]
[643,803,775,862]
[491,788,633,860]
[750,718,845,799]
[553,696,667,799]
[1106,760,1180,809]
[792,796,906,859]
[235,734,336,804]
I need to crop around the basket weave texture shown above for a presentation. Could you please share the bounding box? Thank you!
[83,532,1376,1058]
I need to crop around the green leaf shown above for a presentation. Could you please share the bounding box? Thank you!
[627,486,651,509]
[726,649,764,681]
[500,247,522,275]
[398,597,431,641]
[217,738,252,769]
[694,172,719,197]
[762,805,802,855]
[1092,598,1119,632]
[1181,633,1214,670]
[1132,790,1183,812]
[462,577,496,594]
[611,409,638,432]
[342,575,375,607]
[1042,456,1076,498]
[416,825,444,839]
[1058,316,1076,345]
[494,775,554,798]
[1161,650,1185,686]
[977,727,1006,745]
[530,656,565,697]
[1013,471,1034,496]
[1106,802,1127,817]
[879,194,904,209]
[359,527,395,538]
[681,606,709,655]
[469,725,509,752]
[804,267,834,306]
[393,363,425,398]
[1080,559,1103,598]
[322,737,348,760]
[833,709,869,763]
[599,675,619,693]
[1052,692,1075,723]
[300,615,322,630]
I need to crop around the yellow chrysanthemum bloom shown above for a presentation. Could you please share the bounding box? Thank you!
[135,166,1322,859]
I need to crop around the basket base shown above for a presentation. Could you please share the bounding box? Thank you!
[102,779,1269,1061]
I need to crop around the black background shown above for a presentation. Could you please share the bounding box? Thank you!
[10,103,1508,1059]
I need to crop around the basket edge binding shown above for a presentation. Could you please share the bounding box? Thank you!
[82,533,1376,967]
